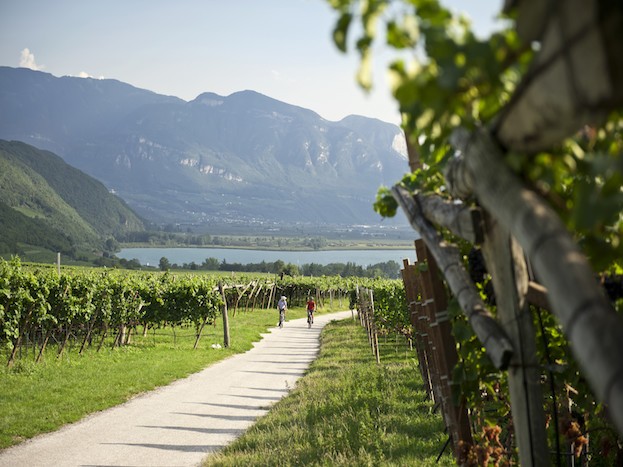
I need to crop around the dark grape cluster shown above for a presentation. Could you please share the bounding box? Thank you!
[602,274,623,303]
[467,248,497,305]
[468,248,487,284]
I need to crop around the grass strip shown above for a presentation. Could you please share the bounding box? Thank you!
[205,319,453,466]
[0,306,311,450]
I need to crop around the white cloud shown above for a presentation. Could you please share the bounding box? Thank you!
[19,48,44,70]
[76,71,104,80]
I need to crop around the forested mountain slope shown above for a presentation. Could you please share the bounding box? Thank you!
[0,140,145,257]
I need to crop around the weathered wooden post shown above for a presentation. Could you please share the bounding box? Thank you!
[266,283,276,310]
[368,289,380,364]
[480,214,549,466]
[402,258,434,400]
[415,239,473,455]
[363,291,373,347]
[246,280,259,312]
[413,261,443,406]
[219,282,230,348]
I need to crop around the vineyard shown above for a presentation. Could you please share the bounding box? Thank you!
[0,255,414,454]
[12,244,623,466]
[0,257,409,367]
[347,242,623,466]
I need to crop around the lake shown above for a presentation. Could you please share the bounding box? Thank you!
[117,247,418,267]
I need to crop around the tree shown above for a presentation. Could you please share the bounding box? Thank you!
[158,256,170,271]
[272,260,286,275]
[301,262,325,277]
[306,237,327,250]
[104,237,118,252]
[202,257,220,270]
[282,263,299,277]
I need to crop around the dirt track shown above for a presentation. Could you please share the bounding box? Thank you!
[0,311,353,467]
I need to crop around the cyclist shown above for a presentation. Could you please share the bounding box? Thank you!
[306,296,316,327]
[277,296,287,328]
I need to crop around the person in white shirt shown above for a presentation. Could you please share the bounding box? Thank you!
[277,296,287,328]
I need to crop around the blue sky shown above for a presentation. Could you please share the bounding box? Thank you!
[0,0,502,124]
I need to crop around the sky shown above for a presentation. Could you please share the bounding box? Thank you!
[0,0,503,125]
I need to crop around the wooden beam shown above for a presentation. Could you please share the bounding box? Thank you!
[493,0,623,153]
[527,281,550,310]
[392,185,514,371]
[416,193,484,244]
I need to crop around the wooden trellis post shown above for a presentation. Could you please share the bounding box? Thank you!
[266,283,276,310]
[400,241,474,460]
[219,282,230,348]
[401,258,433,400]
[357,286,380,364]
[402,258,443,406]
[368,289,380,364]
[414,239,473,455]
[480,215,549,466]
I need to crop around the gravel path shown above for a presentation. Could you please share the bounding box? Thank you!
[0,311,354,467]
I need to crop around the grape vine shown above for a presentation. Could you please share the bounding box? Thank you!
[0,258,408,366]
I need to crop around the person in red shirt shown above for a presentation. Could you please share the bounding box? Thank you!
[306,297,316,327]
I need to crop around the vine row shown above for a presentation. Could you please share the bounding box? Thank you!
[0,258,408,366]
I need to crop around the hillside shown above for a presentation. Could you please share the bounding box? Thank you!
[0,200,73,256]
[0,140,145,258]
[0,67,409,226]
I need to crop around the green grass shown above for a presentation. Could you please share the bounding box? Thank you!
[204,320,453,466]
[1,311,451,465]
[0,305,310,449]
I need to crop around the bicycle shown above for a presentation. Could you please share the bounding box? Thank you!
[306,297,316,329]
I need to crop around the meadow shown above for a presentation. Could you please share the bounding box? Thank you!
[205,319,452,466]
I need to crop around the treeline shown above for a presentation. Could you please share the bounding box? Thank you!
[158,257,401,279]
[119,230,330,250]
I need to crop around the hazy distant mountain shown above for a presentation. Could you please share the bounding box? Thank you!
[0,66,408,225]
[0,140,145,257]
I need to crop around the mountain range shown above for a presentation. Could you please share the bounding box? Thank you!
[0,66,409,226]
